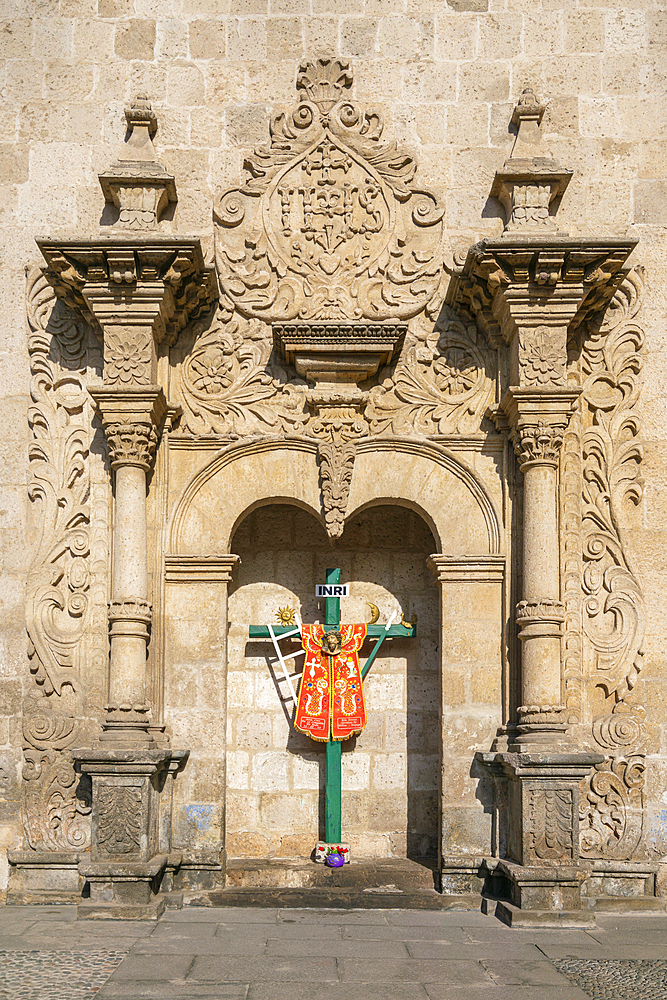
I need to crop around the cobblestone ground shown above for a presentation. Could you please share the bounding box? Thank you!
[1,905,667,1000]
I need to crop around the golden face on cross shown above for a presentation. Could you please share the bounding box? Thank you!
[320,630,342,656]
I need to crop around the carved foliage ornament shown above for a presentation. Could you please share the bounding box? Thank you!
[529,787,574,861]
[23,269,100,852]
[580,268,645,704]
[579,757,644,860]
[26,268,91,697]
[214,58,446,324]
[174,305,308,437]
[97,785,142,855]
[366,306,494,436]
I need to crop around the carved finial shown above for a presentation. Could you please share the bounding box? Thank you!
[125,92,158,142]
[509,84,547,159]
[512,85,545,128]
[99,92,177,230]
[296,57,352,112]
[489,83,572,235]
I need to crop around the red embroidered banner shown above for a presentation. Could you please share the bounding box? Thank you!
[295,624,368,742]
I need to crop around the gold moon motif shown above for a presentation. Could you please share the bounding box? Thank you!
[401,611,418,629]
[366,603,380,625]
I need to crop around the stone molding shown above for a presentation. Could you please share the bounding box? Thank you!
[427,554,506,583]
[164,554,241,584]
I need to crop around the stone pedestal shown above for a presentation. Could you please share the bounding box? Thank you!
[488,751,603,925]
[72,748,188,919]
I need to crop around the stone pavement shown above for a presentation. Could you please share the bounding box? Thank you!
[1,904,667,1000]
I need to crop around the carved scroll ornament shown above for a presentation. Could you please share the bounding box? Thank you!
[580,268,645,704]
[214,57,446,325]
[174,305,308,436]
[26,267,91,697]
[366,306,494,437]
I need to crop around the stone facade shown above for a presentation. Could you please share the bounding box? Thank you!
[0,3,666,924]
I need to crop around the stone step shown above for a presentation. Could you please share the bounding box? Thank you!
[224,856,437,892]
[179,886,482,910]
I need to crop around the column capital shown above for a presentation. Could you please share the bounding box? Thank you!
[501,387,581,470]
[90,385,167,471]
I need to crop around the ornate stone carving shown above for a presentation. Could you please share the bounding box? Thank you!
[366,306,494,436]
[580,756,645,860]
[214,58,446,323]
[318,441,356,539]
[513,421,564,468]
[23,269,100,853]
[26,267,92,696]
[97,785,142,855]
[529,788,574,860]
[580,268,645,703]
[104,421,159,470]
[519,328,566,386]
[592,704,645,753]
[23,748,92,852]
[175,307,308,437]
[104,330,153,386]
[99,94,177,231]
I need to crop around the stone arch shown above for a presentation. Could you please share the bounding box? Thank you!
[168,437,501,557]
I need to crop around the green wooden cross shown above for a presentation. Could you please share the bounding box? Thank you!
[249,568,416,845]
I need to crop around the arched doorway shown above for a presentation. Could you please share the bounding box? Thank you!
[226,502,439,862]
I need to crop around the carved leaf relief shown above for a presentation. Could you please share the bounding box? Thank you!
[367,307,494,436]
[26,267,92,697]
[580,757,644,860]
[580,268,645,703]
[173,306,308,437]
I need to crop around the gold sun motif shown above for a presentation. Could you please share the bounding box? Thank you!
[276,606,297,627]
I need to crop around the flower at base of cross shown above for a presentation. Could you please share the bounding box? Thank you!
[276,606,296,626]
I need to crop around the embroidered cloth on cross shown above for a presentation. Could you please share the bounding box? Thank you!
[295,623,368,742]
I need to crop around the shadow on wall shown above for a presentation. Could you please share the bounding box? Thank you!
[228,502,439,860]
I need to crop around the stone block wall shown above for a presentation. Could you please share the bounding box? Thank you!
[0,0,667,894]
[226,504,439,859]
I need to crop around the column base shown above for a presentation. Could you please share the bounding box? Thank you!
[78,855,169,920]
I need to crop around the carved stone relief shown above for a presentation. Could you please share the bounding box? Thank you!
[566,268,647,861]
[24,267,107,851]
[366,305,494,437]
[96,785,142,856]
[213,57,447,325]
[172,304,308,437]
[529,787,574,861]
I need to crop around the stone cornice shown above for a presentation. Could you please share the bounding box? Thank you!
[445,236,638,348]
[37,235,217,348]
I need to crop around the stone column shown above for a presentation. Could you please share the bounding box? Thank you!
[502,388,580,750]
[90,387,167,747]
